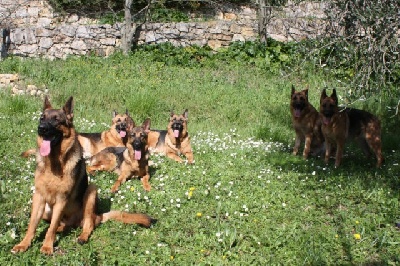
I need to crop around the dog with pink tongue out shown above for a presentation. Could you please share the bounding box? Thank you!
[87,118,152,192]
[77,110,134,159]
[148,109,194,164]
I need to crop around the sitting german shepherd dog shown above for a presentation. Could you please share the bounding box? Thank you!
[290,85,324,159]
[148,110,194,164]
[12,96,153,255]
[87,118,152,192]
[320,89,384,168]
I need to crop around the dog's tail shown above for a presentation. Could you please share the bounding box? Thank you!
[100,211,156,228]
[21,148,36,158]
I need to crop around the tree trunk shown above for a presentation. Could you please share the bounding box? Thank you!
[122,0,133,54]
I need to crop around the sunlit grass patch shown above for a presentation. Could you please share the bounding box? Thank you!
[0,55,399,265]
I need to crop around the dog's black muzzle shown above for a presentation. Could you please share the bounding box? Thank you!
[171,122,183,133]
[132,138,143,150]
[322,110,334,118]
[292,102,305,110]
[116,122,127,133]
[38,121,62,144]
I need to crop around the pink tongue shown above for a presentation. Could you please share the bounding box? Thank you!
[119,130,126,138]
[40,140,51,156]
[323,117,331,125]
[174,129,180,138]
[134,150,142,160]
[294,109,301,118]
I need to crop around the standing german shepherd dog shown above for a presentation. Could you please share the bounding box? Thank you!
[12,97,153,255]
[78,110,134,158]
[320,89,384,168]
[290,85,324,159]
[148,110,194,164]
[87,118,152,192]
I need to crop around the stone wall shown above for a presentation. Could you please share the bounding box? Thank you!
[0,0,327,59]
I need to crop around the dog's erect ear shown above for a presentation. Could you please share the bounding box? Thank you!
[183,109,188,120]
[43,95,52,111]
[320,89,328,102]
[142,118,151,133]
[113,110,118,117]
[304,85,309,99]
[127,119,135,131]
[331,89,338,104]
[63,96,74,123]
[291,85,296,97]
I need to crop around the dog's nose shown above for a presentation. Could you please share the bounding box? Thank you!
[133,139,141,150]
[38,124,48,135]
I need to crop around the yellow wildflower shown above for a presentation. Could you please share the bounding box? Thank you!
[353,233,361,240]
[196,212,202,217]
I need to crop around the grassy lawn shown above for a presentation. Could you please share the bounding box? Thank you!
[0,52,399,265]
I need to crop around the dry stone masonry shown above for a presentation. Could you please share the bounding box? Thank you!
[1,0,327,59]
[0,74,48,96]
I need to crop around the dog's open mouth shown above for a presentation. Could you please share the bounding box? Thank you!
[322,113,333,125]
[323,116,331,125]
[171,122,183,138]
[119,130,126,138]
[294,108,302,118]
[134,149,142,160]
[39,135,60,156]
[116,125,127,138]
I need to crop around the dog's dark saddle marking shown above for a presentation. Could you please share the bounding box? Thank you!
[79,133,101,142]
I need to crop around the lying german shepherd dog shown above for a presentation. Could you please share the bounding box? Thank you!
[320,89,384,168]
[87,118,152,193]
[290,85,324,159]
[148,110,194,164]
[21,110,134,159]
[78,110,134,158]
[12,96,153,255]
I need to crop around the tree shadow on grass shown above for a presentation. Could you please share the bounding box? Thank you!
[255,136,400,265]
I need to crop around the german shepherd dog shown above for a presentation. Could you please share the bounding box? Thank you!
[21,110,134,159]
[320,89,384,167]
[290,85,324,159]
[148,110,194,164]
[77,110,134,158]
[87,118,152,193]
[12,97,153,255]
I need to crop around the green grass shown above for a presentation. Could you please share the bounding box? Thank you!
[0,53,399,265]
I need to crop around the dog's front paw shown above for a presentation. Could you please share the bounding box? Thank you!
[77,234,89,245]
[110,183,120,193]
[40,245,54,255]
[143,183,151,192]
[11,244,29,254]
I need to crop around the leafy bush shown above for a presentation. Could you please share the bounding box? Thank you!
[321,0,400,98]
[133,39,298,73]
